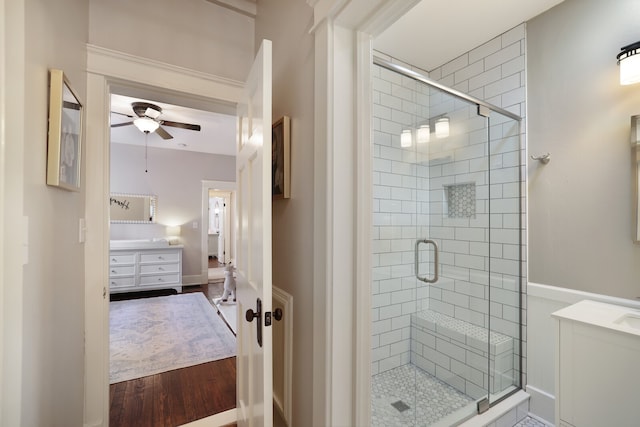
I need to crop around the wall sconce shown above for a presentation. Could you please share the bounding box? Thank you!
[417,125,430,144]
[166,225,181,245]
[435,117,450,139]
[631,115,640,243]
[617,41,640,85]
[401,129,412,148]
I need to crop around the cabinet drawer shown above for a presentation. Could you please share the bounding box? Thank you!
[140,252,180,263]
[109,277,135,289]
[109,265,135,276]
[139,274,180,286]
[140,263,179,274]
[109,253,136,265]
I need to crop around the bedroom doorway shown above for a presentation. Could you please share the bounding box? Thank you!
[201,180,236,285]
[84,41,248,427]
[107,90,239,426]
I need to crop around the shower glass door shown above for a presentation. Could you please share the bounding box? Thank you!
[371,57,523,426]
[487,110,523,404]
[371,62,503,426]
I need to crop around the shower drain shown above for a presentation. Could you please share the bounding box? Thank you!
[391,400,411,412]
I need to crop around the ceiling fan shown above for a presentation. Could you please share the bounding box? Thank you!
[111,101,201,140]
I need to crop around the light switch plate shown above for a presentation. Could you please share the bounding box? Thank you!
[79,218,86,243]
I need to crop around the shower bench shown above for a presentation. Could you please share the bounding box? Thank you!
[410,310,515,400]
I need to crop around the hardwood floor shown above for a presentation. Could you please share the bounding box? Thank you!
[110,286,236,427]
[208,256,222,268]
[110,358,236,427]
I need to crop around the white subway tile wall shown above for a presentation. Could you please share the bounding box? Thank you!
[372,23,527,391]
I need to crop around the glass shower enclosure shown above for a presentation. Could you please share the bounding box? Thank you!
[370,57,523,427]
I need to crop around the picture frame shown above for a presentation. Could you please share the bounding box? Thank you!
[109,193,158,224]
[272,116,291,199]
[46,69,83,191]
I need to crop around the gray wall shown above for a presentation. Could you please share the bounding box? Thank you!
[254,1,316,426]
[527,0,640,299]
[110,143,235,279]
[89,0,255,81]
[4,0,89,425]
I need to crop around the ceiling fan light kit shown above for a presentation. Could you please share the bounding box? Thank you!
[134,117,160,133]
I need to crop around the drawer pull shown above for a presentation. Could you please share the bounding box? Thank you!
[158,278,163,281]
[111,269,116,273]
[158,256,164,260]
[158,267,164,271]
[112,258,117,262]
[111,281,116,285]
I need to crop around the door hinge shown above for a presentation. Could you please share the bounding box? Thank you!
[477,397,490,414]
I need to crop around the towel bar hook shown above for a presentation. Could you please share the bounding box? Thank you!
[531,153,551,164]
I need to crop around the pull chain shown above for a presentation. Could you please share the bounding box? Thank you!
[144,131,149,173]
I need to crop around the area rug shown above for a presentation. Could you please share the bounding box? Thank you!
[213,298,237,335]
[110,292,236,384]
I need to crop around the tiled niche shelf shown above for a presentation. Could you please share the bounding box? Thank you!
[444,182,476,219]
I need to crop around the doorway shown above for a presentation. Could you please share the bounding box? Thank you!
[201,181,236,285]
[84,45,245,426]
[107,91,239,426]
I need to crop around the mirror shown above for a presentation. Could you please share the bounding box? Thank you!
[632,116,640,243]
[110,193,157,223]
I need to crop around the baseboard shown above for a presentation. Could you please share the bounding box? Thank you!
[178,408,236,426]
[182,274,205,286]
[526,385,555,426]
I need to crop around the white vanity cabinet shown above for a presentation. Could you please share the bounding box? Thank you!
[109,243,183,293]
[553,300,640,427]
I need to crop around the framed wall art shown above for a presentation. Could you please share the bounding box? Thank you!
[46,69,83,191]
[272,116,291,199]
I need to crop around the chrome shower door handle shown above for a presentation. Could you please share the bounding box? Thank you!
[415,239,439,283]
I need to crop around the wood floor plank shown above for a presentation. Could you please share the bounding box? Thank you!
[110,288,236,427]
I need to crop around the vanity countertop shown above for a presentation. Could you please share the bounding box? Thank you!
[552,299,640,337]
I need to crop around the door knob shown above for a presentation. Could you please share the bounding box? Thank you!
[274,308,283,321]
[245,308,259,322]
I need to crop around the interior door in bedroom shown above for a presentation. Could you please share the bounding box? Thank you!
[235,39,274,427]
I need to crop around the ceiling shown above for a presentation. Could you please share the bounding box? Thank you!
[110,94,237,157]
[374,0,565,72]
[110,0,566,156]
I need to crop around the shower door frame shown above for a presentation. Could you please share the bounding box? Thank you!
[361,55,524,424]
[306,1,524,425]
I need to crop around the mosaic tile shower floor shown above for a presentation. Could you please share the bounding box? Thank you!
[371,364,473,427]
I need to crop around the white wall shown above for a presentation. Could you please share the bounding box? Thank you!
[88,0,255,82]
[254,1,316,426]
[527,0,640,299]
[1,0,88,425]
[110,143,235,280]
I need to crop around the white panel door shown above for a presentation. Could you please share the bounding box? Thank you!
[236,39,273,427]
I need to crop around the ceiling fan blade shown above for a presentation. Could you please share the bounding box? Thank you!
[156,126,174,140]
[111,121,134,128]
[161,120,201,131]
[111,111,135,118]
